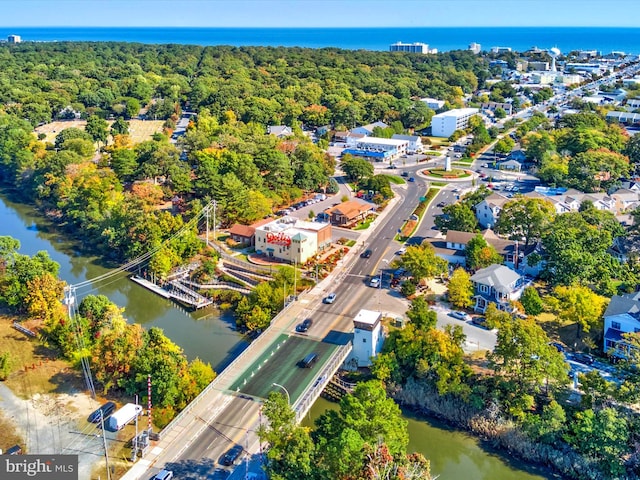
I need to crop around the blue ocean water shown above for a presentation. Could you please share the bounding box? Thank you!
[0,26,639,54]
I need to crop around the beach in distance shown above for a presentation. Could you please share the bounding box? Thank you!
[1,26,640,54]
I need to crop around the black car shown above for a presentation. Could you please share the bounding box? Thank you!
[437,201,447,208]
[573,353,595,366]
[296,318,313,333]
[401,172,409,177]
[361,249,372,258]
[87,401,116,423]
[221,444,244,466]
[471,317,488,329]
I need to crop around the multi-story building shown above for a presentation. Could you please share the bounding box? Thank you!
[430,108,479,138]
[389,42,436,54]
[420,97,445,110]
[469,43,481,54]
[343,137,409,161]
[7,35,21,44]
[345,309,385,368]
[603,293,640,359]
[254,217,331,264]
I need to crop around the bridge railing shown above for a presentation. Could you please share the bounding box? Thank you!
[294,342,353,422]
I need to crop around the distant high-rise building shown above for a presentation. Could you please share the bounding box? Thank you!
[491,46,512,53]
[7,35,21,44]
[390,42,430,54]
[469,43,481,54]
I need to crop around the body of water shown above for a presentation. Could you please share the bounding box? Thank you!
[0,26,639,55]
[304,397,555,480]
[0,193,248,371]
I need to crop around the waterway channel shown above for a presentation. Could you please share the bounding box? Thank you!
[0,193,552,479]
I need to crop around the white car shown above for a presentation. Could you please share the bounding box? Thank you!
[450,311,471,321]
[324,293,337,304]
[369,277,381,288]
[396,247,407,255]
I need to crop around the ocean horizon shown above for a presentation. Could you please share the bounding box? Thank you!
[0,26,640,54]
[1,26,639,55]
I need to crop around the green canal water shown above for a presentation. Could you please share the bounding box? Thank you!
[1,193,555,479]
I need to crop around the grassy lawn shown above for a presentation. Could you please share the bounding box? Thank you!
[454,158,474,166]
[354,219,374,230]
[384,174,405,185]
[0,409,24,454]
[535,312,600,353]
[346,240,356,247]
[431,181,446,187]
[34,119,164,145]
[395,187,438,241]
[423,136,450,148]
[423,168,471,179]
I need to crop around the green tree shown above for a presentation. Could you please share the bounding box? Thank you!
[547,285,608,338]
[434,203,478,233]
[447,267,473,309]
[494,136,515,155]
[465,234,503,270]
[567,149,629,192]
[110,117,130,137]
[398,244,448,282]
[341,155,374,182]
[495,197,556,247]
[110,148,138,179]
[85,115,109,148]
[406,297,437,330]
[520,286,544,316]
[54,127,92,150]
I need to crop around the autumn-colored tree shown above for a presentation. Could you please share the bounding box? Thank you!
[547,285,608,338]
[447,268,474,309]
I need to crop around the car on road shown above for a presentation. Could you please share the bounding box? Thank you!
[408,177,415,182]
[323,293,337,304]
[153,470,174,480]
[401,172,409,177]
[436,201,447,208]
[361,249,372,258]
[387,164,397,169]
[88,401,116,423]
[450,311,471,321]
[396,247,407,255]
[549,342,566,353]
[369,277,381,288]
[296,318,313,333]
[573,353,595,366]
[221,444,244,466]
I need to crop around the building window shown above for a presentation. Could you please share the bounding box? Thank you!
[362,338,367,343]
[612,321,621,330]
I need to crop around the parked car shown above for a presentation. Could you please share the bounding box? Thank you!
[401,172,409,177]
[471,317,488,329]
[396,247,407,255]
[387,164,397,169]
[573,353,595,366]
[450,311,471,321]
[361,249,372,258]
[323,293,337,304]
[408,177,415,182]
[296,318,313,333]
[369,277,381,288]
[153,470,174,480]
[549,342,566,353]
[221,444,244,466]
[88,401,116,423]
[436,201,447,208]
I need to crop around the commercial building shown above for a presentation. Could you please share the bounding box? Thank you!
[351,121,388,136]
[528,61,550,71]
[389,42,436,54]
[7,35,21,44]
[345,309,385,368]
[344,137,409,161]
[391,134,423,153]
[254,217,332,264]
[469,43,481,54]
[491,46,512,53]
[430,108,479,137]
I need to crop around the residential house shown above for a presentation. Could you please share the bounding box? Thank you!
[267,125,293,138]
[470,264,524,313]
[475,192,512,228]
[609,236,640,263]
[345,132,367,147]
[316,125,332,137]
[611,189,640,213]
[351,121,388,137]
[324,200,374,227]
[509,150,526,162]
[420,98,445,110]
[602,292,640,358]
[227,218,273,246]
[498,159,522,172]
[333,131,349,143]
[481,102,513,116]
[391,134,423,153]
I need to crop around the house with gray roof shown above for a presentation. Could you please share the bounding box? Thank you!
[351,121,388,136]
[603,292,640,359]
[267,125,293,138]
[470,264,524,313]
[391,134,423,153]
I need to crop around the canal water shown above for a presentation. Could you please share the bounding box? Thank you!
[0,193,552,479]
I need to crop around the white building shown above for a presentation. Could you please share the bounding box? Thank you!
[254,217,332,264]
[491,46,512,53]
[390,42,436,54]
[565,62,612,74]
[346,309,384,368]
[7,35,21,44]
[430,108,479,137]
[391,134,423,153]
[353,137,409,158]
[420,97,445,110]
[469,43,481,54]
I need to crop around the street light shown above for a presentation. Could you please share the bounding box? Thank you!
[272,383,290,405]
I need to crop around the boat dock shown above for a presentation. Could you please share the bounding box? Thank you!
[130,275,213,309]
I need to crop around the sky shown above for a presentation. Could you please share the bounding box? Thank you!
[2,0,640,28]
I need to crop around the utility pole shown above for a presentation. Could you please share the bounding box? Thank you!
[100,411,112,480]
[213,200,217,247]
[205,202,209,246]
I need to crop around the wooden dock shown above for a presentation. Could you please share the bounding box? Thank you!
[131,275,213,309]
